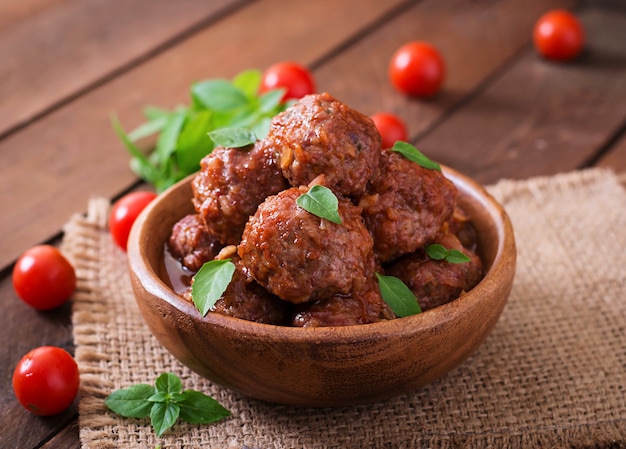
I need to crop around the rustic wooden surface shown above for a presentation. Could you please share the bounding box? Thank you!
[1,0,625,447]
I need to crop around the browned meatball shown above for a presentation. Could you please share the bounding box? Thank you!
[446,206,479,252]
[359,148,457,262]
[265,92,382,197]
[210,257,290,325]
[385,233,483,311]
[192,140,288,245]
[292,279,395,327]
[168,214,223,272]
[238,185,375,304]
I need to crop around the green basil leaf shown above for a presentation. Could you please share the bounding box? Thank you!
[111,115,159,184]
[426,244,471,264]
[104,384,155,418]
[208,127,257,148]
[425,243,448,260]
[154,372,183,395]
[192,259,236,316]
[252,116,272,140]
[375,273,422,318]
[176,110,214,173]
[391,141,441,171]
[154,108,187,162]
[191,79,248,112]
[232,69,262,98]
[296,185,342,224]
[150,401,180,437]
[178,390,231,424]
[143,105,172,121]
[445,249,471,263]
[258,88,286,113]
[129,115,170,141]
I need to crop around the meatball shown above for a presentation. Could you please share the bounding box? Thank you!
[292,278,395,327]
[210,257,290,325]
[238,185,375,304]
[192,140,288,245]
[359,148,457,262]
[168,214,223,272]
[385,233,483,311]
[265,92,381,197]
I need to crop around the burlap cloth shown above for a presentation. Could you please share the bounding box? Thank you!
[62,168,626,449]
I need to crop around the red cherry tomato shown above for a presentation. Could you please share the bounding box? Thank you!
[12,245,76,310]
[259,62,316,102]
[389,41,445,98]
[533,10,584,62]
[370,112,409,149]
[13,346,80,416]
[109,191,157,251]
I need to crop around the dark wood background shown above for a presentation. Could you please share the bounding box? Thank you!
[1,0,624,447]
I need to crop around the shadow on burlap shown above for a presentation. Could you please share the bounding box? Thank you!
[62,168,626,449]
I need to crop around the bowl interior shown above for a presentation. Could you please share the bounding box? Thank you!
[128,166,516,406]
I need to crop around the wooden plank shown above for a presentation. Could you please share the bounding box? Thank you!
[40,418,80,449]
[0,0,240,136]
[414,7,626,184]
[0,0,407,270]
[597,132,626,173]
[0,274,77,449]
[315,0,572,136]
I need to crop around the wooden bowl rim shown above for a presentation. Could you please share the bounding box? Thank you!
[128,165,516,343]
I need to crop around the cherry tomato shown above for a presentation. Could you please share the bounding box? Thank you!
[13,346,80,416]
[12,245,76,310]
[370,112,409,149]
[109,191,157,251]
[533,10,584,62]
[259,61,316,102]
[389,41,445,98]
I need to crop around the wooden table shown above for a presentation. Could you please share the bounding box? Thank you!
[1,0,625,447]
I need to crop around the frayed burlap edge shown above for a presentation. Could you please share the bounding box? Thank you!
[62,168,626,449]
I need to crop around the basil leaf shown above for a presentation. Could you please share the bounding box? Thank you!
[424,243,448,260]
[392,141,441,171]
[258,88,286,113]
[208,127,257,148]
[178,390,231,424]
[426,244,471,264]
[296,185,342,224]
[154,372,183,395]
[375,273,422,318]
[150,401,180,437]
[111,115,159,184]
[176,110,214,173]
[104,384,155,418]
[232,69,262,98]
[129,115,170,141]
[191,79,248,112]
[192,259,236,316]
[154,108,186,162]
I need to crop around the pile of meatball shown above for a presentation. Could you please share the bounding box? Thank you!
[167,92,483,327]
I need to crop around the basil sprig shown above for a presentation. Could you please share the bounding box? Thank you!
[376,273,422,317]
[426,244,471,263]
[104,373,230,437]
[392,141,441,171]
[112,69,290,192]
[191,259,236,316]
[296,185,342,224]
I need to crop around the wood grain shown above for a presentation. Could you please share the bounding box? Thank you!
[315,0,572,136]
[0,0,406,270]
[416,7,626,184]
[0,0,240,136]
[597,131,626,173]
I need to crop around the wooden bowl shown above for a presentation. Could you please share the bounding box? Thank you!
[127,166,516,407]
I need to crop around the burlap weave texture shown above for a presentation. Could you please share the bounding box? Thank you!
[63,169,626,449]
